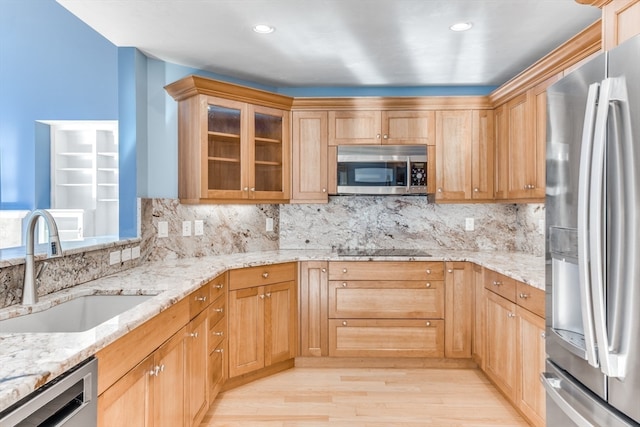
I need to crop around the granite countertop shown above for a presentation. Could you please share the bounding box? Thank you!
[0,249,544,412]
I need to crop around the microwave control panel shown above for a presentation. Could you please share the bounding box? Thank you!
[410,161,427,187]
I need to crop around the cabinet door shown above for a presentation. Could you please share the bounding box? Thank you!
[291,111,329,202]
[472,264,486,369]
[98,356,154,427]
[603,0,640,50]
[249,104,290,201]
[328,111,381,145]
[265,281,297,366]
[153,330,187,427]
[444,262,473,358]
[299,261,329,357]
[381,110,435,145]
[471,110,494,200]
[199,96,248,200]
[485,292,517,401]
[187,311,208,427]
[505,93,532,199]
[517,306,546,427]
[435,110,472,201]
[228,287,264,377]
[493,104,509,200]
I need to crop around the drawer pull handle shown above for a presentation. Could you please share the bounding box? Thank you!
[195,296,207,302]
[519,293,529,299]
[342,321,347,326]
[426,321,431,327]
[214,348,224,353]
[507,313,516,318]
[342,282,347,287]
[213,331,224,336]
[214,284,224,289]
[190,332,199,338]
[262,272,269,278]
[492,281,502,286]
[426,283,431,288]
[214,308,224,313]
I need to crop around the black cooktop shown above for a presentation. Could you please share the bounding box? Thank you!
[336,248,432,257]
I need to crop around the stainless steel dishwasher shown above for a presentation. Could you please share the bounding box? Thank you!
[0,357,97,426]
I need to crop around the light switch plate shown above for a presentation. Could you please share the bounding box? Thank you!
[109,251,121,265]
[465,218,475,231]
[121,247,132,262]
[266,217,274,232]
[194,220,204,236]
[158,221,168,238]
[182,220,192,237]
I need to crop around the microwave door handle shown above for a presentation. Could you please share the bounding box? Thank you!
[577,82,600,368]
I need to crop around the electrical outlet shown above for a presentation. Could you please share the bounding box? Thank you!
[109,251,121,265]
[266,217,274,232]
[182,220,192,237]
[158,221,168,238]
[121,247,132,262]
[465,217,475,231]
[194,220,204,236]
[131,246,141,259]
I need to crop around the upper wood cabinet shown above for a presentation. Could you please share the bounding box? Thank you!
[291,111,329,203]
[494,73,560,202]
[435,110,494,202]
[602,0,640,50]
[328,110,435,145]
[165,75,293,204]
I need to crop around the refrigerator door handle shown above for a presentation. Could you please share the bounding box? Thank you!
[542,372,596,427]
[590,77,632,379]
[577,82,600,368]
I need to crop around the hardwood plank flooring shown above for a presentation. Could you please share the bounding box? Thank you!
[201,368,530,426]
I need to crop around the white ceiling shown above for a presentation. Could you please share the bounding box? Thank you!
[57,0,601,88]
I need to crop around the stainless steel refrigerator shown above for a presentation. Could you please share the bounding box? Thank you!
[545,34,640,427]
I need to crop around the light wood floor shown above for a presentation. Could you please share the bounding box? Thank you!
[201,368,530,426]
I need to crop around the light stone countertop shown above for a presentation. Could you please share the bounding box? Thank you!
[0,249,545,413]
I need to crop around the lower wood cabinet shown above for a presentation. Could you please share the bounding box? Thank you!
[444,262,473,358]
[485,290,518,401]
[228,263,297,378]
[299,261,329,357]
[472,263,486,369]
[186,310,208,427]
[516,305,546,427]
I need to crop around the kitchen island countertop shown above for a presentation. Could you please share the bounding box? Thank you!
[0,249,544,412]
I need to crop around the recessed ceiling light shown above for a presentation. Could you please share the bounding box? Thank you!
[253,24,275,34]
[450,22,473,32]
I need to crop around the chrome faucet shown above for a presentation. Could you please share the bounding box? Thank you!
[22,209,63,305]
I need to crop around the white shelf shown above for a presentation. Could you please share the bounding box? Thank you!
[56,183,93,187]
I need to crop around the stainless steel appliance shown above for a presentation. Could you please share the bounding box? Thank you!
[0,358,97,426]
[336,145,427,195]
[545,34,640,426]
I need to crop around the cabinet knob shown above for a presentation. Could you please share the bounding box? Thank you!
[250,187,256,192]
[322,188,327,193]
[262,272,269,278]
[426,282,431,288]
[321,268,326,273]
[426,269,431,274]
[507,313,516,318]
[244,187,249,191]
[266,292,271,298]
[447,269,453,273]
[195,296,207,302]
[214,308,224,313]
[437,188,443,193]
[214,348,224,353]
[383,134,389,139]
[213,331,224,336]
[426,321,431,327]
[214,284,224,289]
[519,293,529,299]
[260,294,265,299]
[342,282,347,287]
[474,187,479,192]
[342,321,348,326]
[376,134,381,139]
[541,332,546,339]
[190,332,199,338]
[492,281,502,286]
[342,268,348,273]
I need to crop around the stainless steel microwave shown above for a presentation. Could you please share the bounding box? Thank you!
[336,145,428,195]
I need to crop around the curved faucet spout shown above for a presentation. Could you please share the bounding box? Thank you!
[22,209,63,305]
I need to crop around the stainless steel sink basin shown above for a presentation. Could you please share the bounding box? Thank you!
[0,295,154,333]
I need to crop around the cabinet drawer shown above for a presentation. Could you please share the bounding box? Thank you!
[484,269,517,302]
[229,262,296,290]
[189,285,211,319]
[208,342,225,398]
[516,282,545,318]
[209,273,227,303]
[328,280,444,319]
[208,297,226,330]
[329,261,444,281]
[328,319,444,358]
[209,316,226,353]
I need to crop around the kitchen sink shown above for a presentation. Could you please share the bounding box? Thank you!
[0,295,154,333]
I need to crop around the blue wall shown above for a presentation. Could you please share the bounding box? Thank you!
[0,0,119,210]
